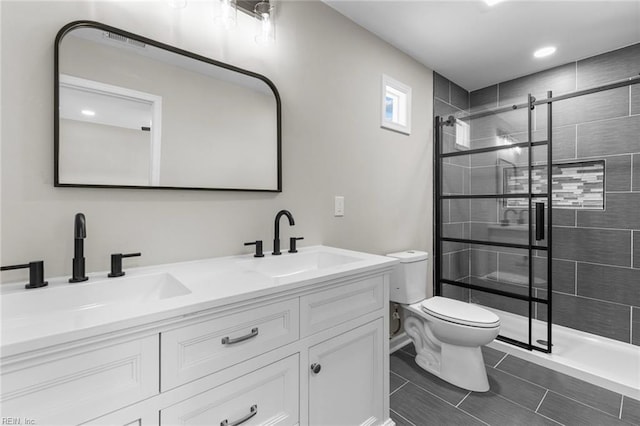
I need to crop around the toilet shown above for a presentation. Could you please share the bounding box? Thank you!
[387,250,500,392]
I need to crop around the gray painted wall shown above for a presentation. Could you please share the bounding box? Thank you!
[437,43,640,346]
[1,1,434,283]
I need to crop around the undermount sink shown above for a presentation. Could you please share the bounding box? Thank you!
[1,272,191,320]
[240,251,360,278]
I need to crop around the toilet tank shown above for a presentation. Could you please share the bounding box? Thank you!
[386,250,429,304]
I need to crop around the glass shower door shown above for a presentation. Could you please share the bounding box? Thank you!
[435,93,553,353]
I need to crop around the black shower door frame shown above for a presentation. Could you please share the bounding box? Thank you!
[434,92,554,353]
[434,75,640,354]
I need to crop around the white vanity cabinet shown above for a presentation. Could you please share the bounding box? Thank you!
[1,247,395,426]
[154,273,389,426]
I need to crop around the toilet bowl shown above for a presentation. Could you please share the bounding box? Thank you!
[387,251,500,392]
[403,297,500,391]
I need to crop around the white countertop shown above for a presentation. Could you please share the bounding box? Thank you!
[0,246,397,358]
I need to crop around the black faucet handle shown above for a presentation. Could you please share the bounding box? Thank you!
[244,240,264,258]
[1,261,48,289]
[108,252,141,278]
[288,237,304,253]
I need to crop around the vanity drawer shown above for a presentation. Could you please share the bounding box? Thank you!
[161,298,299,391]
[0,335,159,425]
[300,275,384,337]
[161,354,298,426]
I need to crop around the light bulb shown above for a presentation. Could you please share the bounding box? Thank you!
[254,1,275,45]
[214,0,237,28]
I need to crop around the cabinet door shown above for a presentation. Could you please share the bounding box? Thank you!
[308,319,383,426]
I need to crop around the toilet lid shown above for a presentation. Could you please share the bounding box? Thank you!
[421,297,500,328]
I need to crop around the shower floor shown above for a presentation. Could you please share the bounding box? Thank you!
[485,307,640,400]
[390,343,640,425]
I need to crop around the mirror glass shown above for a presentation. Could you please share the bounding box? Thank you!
[55,22,281,191]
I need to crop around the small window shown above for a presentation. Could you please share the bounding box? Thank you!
[381,74,411,135]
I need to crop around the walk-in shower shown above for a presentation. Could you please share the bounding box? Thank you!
[435,90,554,354]
[434,60,640,398]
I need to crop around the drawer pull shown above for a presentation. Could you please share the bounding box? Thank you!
[310,363,322,374]
[220,404,257,426]
[221,327,259,345]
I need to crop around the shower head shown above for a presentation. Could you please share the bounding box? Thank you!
[442,115,456,127]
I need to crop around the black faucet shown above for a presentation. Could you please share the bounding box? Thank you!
[69,212,88,282]
[273,210,295,255]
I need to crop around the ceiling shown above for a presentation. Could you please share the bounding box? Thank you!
[323,0,640,91]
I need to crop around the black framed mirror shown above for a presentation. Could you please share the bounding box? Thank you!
[54,21,281,192]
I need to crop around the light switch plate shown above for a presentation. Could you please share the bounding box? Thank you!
[334,196,344,217]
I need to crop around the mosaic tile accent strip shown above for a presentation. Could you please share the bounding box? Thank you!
[504,161,604,209]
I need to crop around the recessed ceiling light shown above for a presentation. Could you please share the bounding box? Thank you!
[485,0,506,6]
[81,110,95,116]
[166,0,186,9]
[534,46,557,58]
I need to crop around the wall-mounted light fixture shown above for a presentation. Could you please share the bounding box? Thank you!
[253,1,275,45]
[167,0,275,44]
[214,0,237,29]
[237,0,275,44]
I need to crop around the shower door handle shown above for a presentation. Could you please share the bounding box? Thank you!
[535,202,545,241]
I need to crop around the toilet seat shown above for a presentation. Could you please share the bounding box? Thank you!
[421,297,500,328]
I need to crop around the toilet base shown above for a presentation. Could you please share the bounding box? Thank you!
[405,315,493,392]
[420,344,490,392]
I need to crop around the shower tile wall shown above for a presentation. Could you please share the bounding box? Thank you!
[459,43,640,345]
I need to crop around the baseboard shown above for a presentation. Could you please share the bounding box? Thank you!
[389,332,411,354]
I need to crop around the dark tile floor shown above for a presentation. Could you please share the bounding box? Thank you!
[390,343,640,426]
